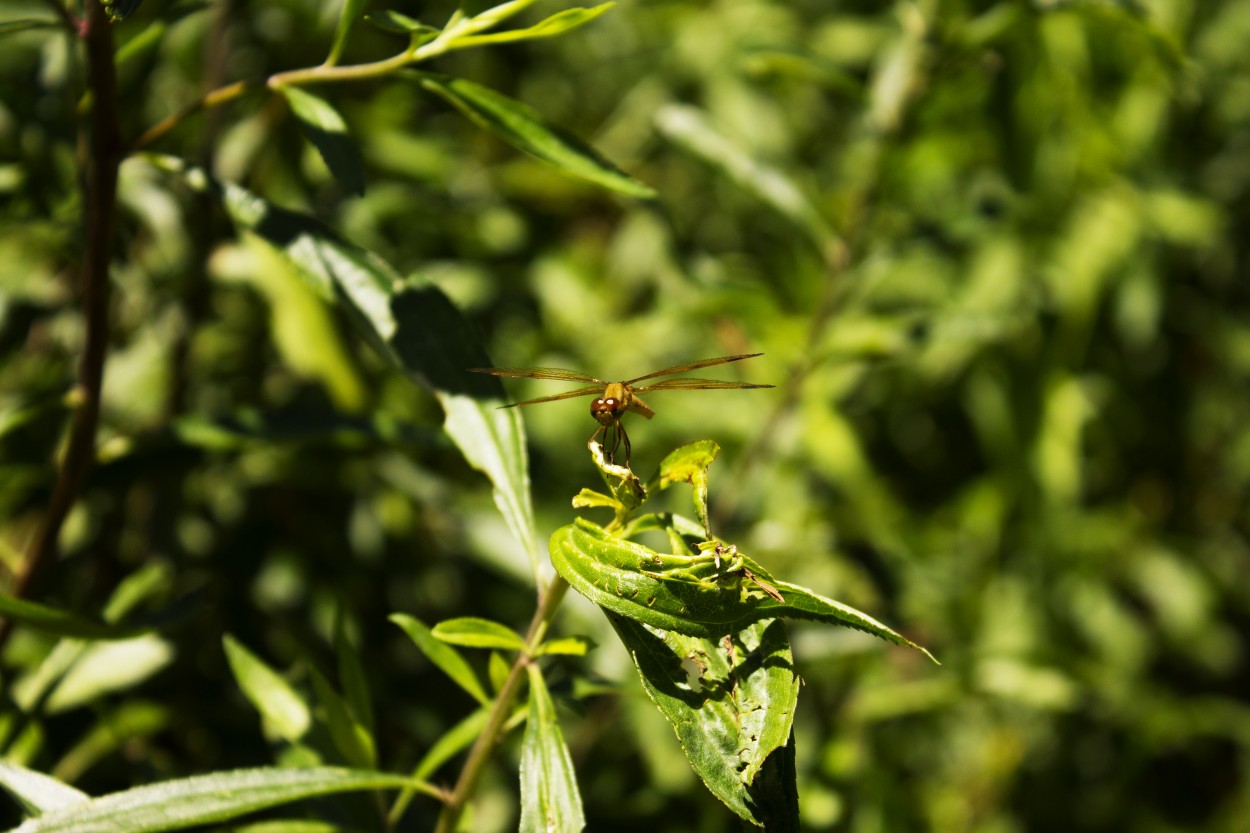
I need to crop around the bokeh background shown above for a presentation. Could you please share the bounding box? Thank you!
[2,0,1249,830]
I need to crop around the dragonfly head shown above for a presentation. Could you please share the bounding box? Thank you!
[591,383,630,425]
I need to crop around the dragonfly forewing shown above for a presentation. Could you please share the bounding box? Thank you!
[498,385,605,409]
[624,353,765,385]
[632,377,775,392]
[468,366,605,383]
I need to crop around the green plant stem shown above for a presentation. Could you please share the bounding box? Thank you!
[1,0,121,644]
[431,575,569,833]
[128,0,535,153]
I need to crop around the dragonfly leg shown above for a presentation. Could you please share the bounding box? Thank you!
[618,420,631,467]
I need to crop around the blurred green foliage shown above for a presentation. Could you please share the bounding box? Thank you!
[2,0,1249,830]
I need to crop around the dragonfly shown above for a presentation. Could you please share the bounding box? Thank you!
[469,353,773,466]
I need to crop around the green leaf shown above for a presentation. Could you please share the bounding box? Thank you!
[0,19,63,37]
[655,104,835,252]
[455,3,614,46]
[609,616,798,828]
[277,86,366,195]
[390,614,490,705]
[518,665,585,833]
[0,762,88,816]
[44,635,174,714]
[0,594,146,641]
[364,10,440,46]
[101,0,143,22]
[431,617,527,652]
[550,518,937,662]
[325,0,368,65]
[309,667,376,769]
[488,651,511,692]
[536,636,594,656]
[652,440,720,534]
[145,155,539,578]
[6,767,412,833]
[222,636,311,742]
[334,615,374,736]
[415,73,655,198]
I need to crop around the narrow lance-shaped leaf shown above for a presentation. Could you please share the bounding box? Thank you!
[335,614,374,735]
[0,594,146,641]
[143,155,539,579]
[0,762,89,816]
[608,615,799,829]
[655,104,835,253]
[390,614,490,705]
[453,3,614,47]
[309,667,376,769]
[8,767,414,833]
[325,0,368,66]
[277,86,366,195]
[519,665,585,833]
[415,73,656,199]
[431,617,527,652]
[222,636,311,742]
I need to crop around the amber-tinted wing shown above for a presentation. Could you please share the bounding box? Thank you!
[468,366,605,383]
[495,385,605,409]
[623,353,765,385]
[631,377,774,393]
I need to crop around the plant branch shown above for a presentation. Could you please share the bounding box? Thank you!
[1,0,122,644]
[431,575,569,833]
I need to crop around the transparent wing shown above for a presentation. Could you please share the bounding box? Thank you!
[497,385,604,409]
[631,378,775,393]
[624,353,765,385]
[468,366,604,384]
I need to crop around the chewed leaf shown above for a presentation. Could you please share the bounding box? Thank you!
[101,0,143,22]
[415,73,655,198]
[550,518,937,662]
[653,440,719,533]
[609,616,799,827]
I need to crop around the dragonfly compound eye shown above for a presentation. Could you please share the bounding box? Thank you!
[591,397,621,424]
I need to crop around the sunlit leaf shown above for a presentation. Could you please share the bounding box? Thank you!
[651,440,719,534]
[432,617,527,651]
[415,73,655,198]
[7,767,412,833]
[101,0,143,22]
[455,4,614,47]
[0,762,88,816]
[222,636,311,742]
[277,86,366,195]
[536,636,594,656]
[518,666,585,833]
[550,519,937,662]
[44,635,174,714]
